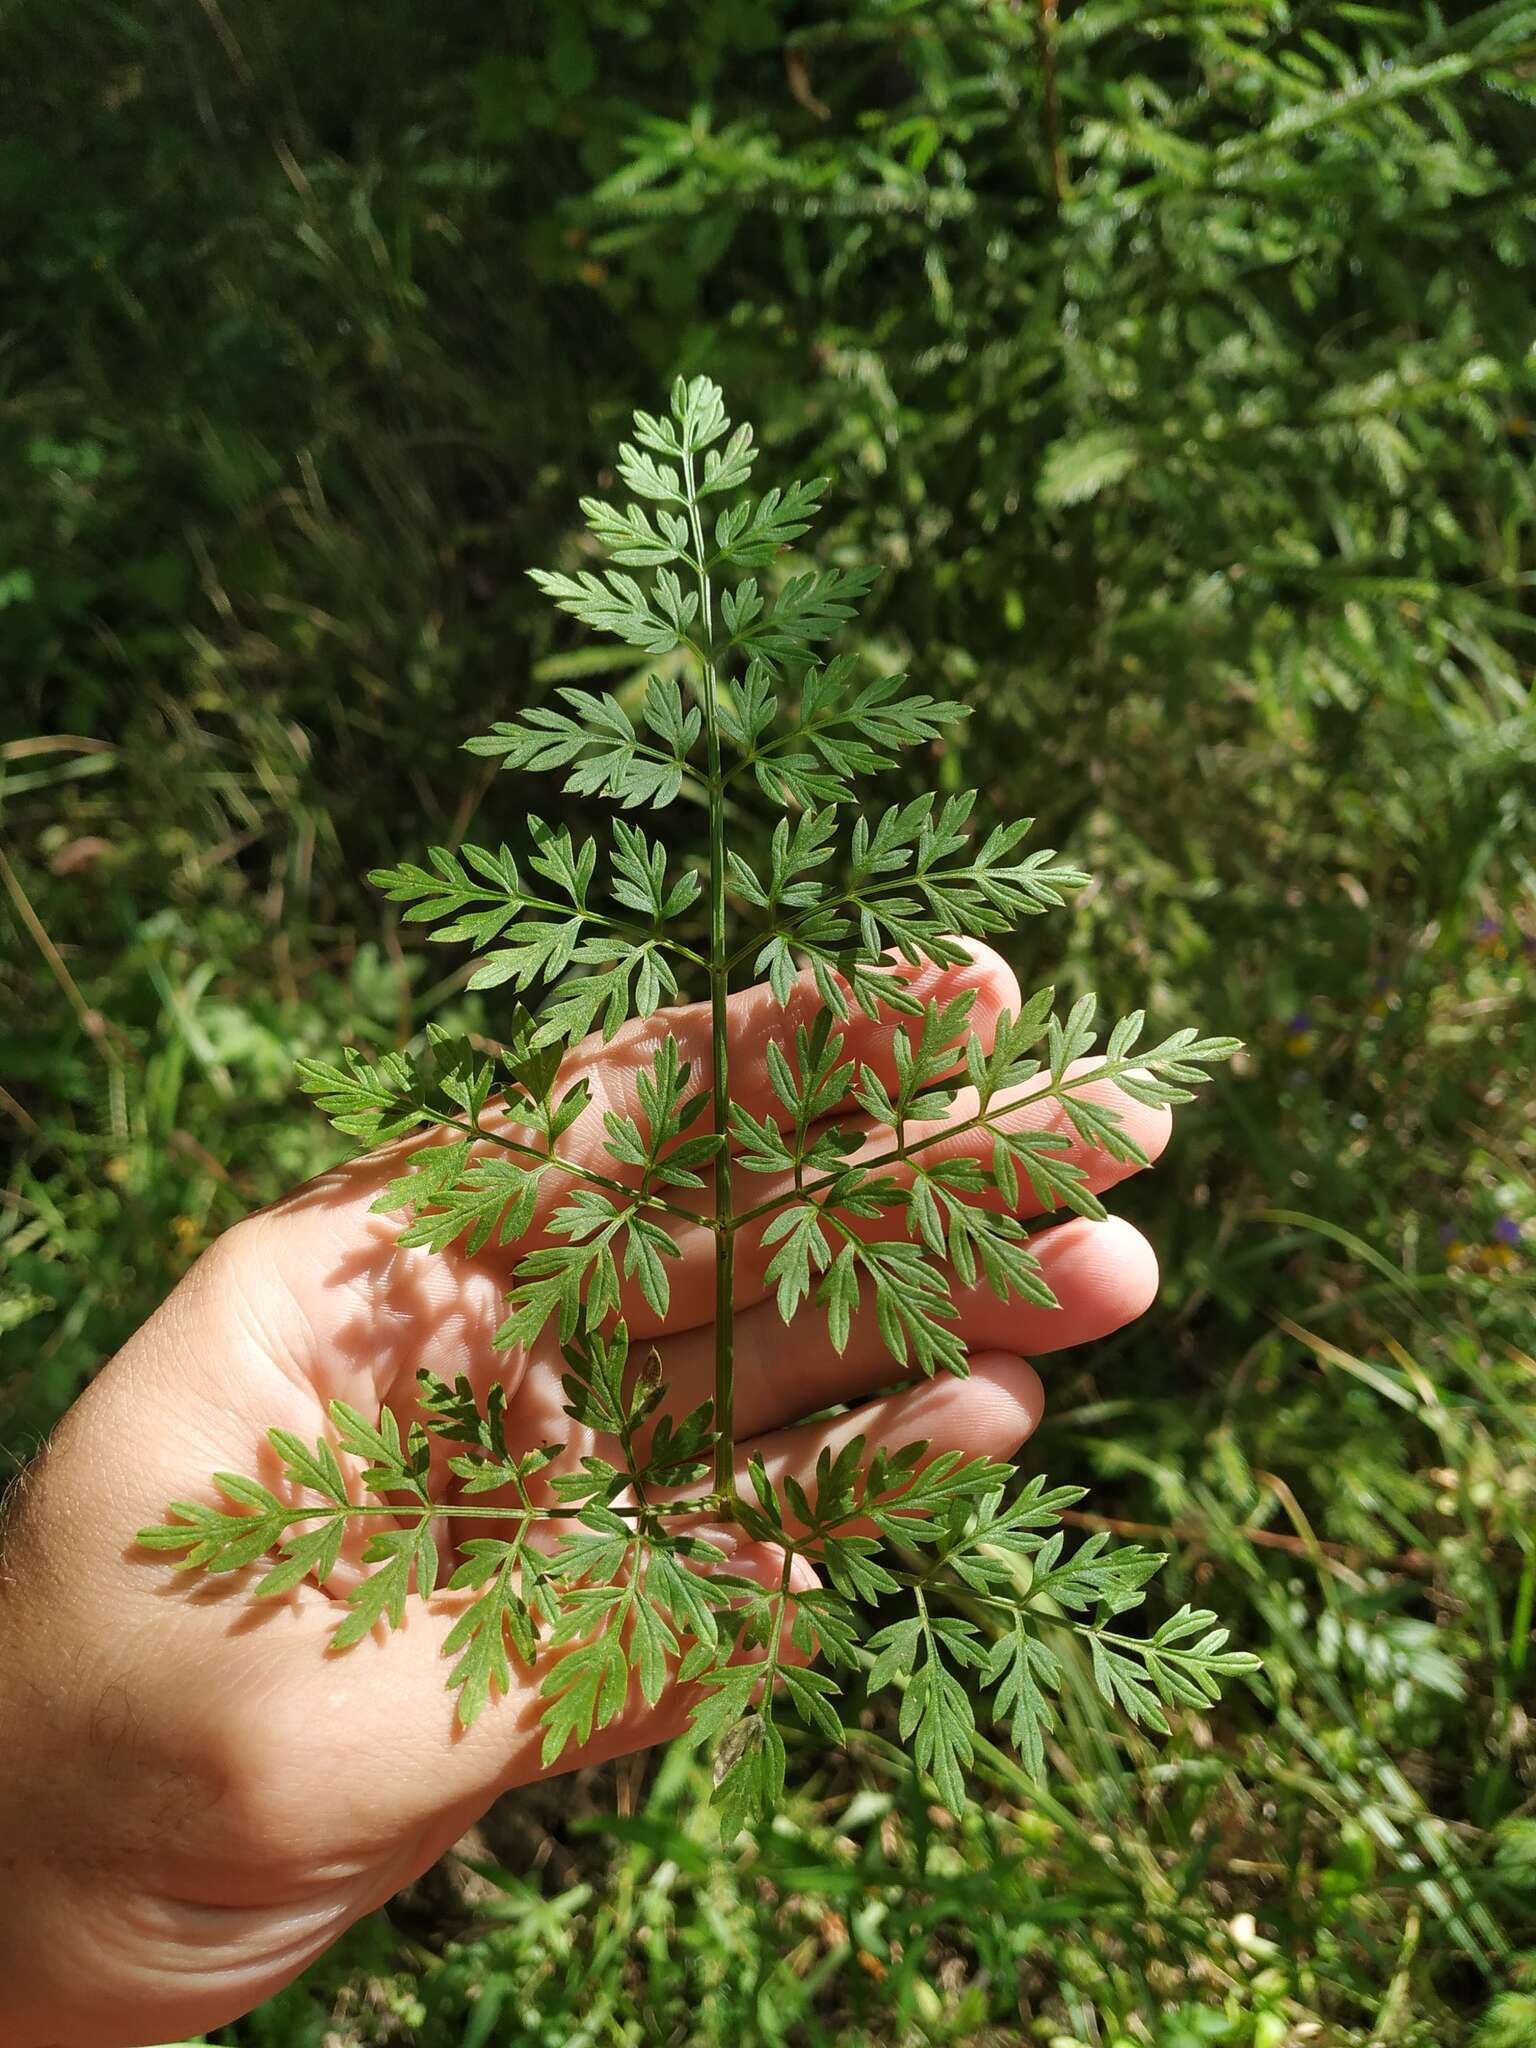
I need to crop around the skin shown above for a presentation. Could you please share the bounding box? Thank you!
[0,943,1172,2048]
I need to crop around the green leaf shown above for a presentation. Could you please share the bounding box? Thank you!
[465,690,693,810]
[829,1238,967,1378]
[443,1541,530,1726]
[579,496,688,567]
[527,942,679,1050]
[821,1534,900,1604]
[751,656,967,808]
[330,1524,427,1649]
[999,1130,1107,1222]
[623,1211,683,1318]
[984,1623,1062,1781]
[778,1663,845,1744]
[371,842,534,949]
[754,800,1092,1000]
[267,1427,350,1508]
[730,564,880,668]
[1048,992,1099,1081]
[712,476,827,567]
[136,1498,287,1574]
[898,1619,979,1815]
[712,1711,786,1839]
[539,1611,635,1766]
[762,1200,833,1322]
[560,1326,626,1433]
[254,1517,348,1601]
[391,1155,543,1257]
[1088,1633,1172,1734]
[294,1046,439,1144]
[1031,1532,1167,1612]
[688,1665,759,1751]
[527,567,691,654]
[865,1614,923,1695]
[1037,428,1139,508]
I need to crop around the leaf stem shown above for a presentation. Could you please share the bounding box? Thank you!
[423,1110,704,1228]
[487,889,704,965]
[897,1571,1247,1677]
[158,1500,661,1544]
[724,1052,1166,1234]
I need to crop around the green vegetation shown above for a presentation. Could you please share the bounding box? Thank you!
[3,2,1534,2040]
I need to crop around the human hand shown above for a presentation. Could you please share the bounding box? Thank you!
[0,945,1171,2048]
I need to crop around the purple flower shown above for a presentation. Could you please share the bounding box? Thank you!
[1287,1011,1312,1033]
[1475,917,1501,940]
[1494,1217,1523,1248]
[1438,1222,1460,1245]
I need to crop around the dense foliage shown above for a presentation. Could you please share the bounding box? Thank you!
[3,2,1534,2041]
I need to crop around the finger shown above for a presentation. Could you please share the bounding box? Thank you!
[654,1214,1158,1438]
[562,938,1020,1150]
[873,1057,1173,1203]
[773,1054,1172,1225]
[742,1351,1044,1535]
[640,1058,1172,1338]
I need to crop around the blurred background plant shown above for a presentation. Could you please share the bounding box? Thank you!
[2,1,1534,2040]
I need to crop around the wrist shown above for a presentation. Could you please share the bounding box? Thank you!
[0,1461,114,2047]
[0,1510,62,2041]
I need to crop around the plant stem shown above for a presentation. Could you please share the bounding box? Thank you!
[1032,0,1069,207]
[682,446,737,1505]
[759,1547,795,1689]
[156,1499,658,1539]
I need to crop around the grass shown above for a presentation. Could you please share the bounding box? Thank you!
[5,2,1536,2038]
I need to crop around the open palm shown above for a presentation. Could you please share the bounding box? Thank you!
[4,944,1169,2047]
